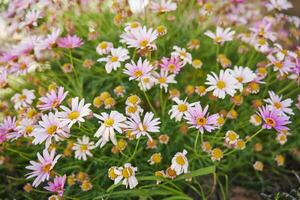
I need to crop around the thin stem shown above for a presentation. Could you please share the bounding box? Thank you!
[245,128,264,143]
[143,90,157,115]
[194,131,200,153]
[127,137,141,162]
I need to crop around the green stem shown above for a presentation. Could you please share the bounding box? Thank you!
[143,90,157,115]
[194,131,200,154]
[127,137,141,162]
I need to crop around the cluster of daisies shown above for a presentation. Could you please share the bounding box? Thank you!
[0,0,299,199]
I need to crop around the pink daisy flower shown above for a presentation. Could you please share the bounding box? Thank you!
[257,106,291,132]
[0,116,17,144]
[159,56,184,74]
[32,112,70,148]
[11,89,35,110]
[57,35,84,49]
[184,102,219,134]
[37,87,68,111]
[26,149,61,187]
[150,0,177,13]
[120,26,158,50]
[44,175,66,196]
[264,91,294,116]
[124,58,153,81]
[125,112,160,140]
[39,28,61,50]
[20,10,42,28]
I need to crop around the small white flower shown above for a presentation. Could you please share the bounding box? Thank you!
[97,47,129,73]
[94,111,127,147]
[205,69,239,99]
[11,89,35,110]
[170,149,188,175]
[168,98,193,122]
[229,66,257,91]
[114,163,138,189]
[171,46,192,65]
[153,69,177,92]
[73,135,96,161]
[204,26,235,45]
[58,97,91,128]
[264,91,294,116]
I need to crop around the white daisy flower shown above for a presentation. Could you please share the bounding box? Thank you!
[96,41,113,55]
[94,111,127,147]
[229,66,257,91]
[168,98,193,122]
[114,163,138,189]
[153,69,177,92]
[205,69,239,99]
[58,97,91,128]
[11,89,35,110]
[204,26,235,45]
[97,47,129,73]
[170,149,188,175]
[72,135,96,161]
[266,0,293,11]
[32,112,70,148]
[264,90,294,116]
[171,46,192,65]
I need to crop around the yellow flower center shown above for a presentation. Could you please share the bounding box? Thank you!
[27,109,37,119]
[180,52,187,58]
[140,40,148,48]
[80,144,88,152]
[216,80,226,89]
[168,64,176,72]
[19,63,27,70]
[134,70,143,77]
[127,105,137,113]
[266,117,276,127]
[110,56,118,62]
[178,104,187,112]
[175,155,186,166]
[152,153,162,164]
[274,102,281,109]
[68,111,80,120]
[130,22,139,28]
[217,116,224,125]
[228,132,237,141]
[128,95,139,104]
[108,168,118,180]
[236,76,243,83]
[166,167,176,177]
[25,126,33,135]
[104,118,114,127]
[47,125,57,135]
[274,62,283,69]
[122,167,133,178]
[19,95,26,101]
[196,117,207,126]
[51,99,60,108]
[158,77,166,84]
[212,148,223,160]
[99,42,108,49]
[42,163,52,173]
[214,36,223,43]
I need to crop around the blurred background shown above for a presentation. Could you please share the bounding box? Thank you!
[289,0,300,16]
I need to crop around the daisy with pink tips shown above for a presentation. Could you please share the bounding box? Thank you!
[44,175,66,197]
[184,102,219,134]
[26,149,61,187]
[266,0,293,11]
[20,10,42,28]
[39,28,61,50]
[37,87,68,111]
[150,0,177,13]
[97,47,129,73]
[14,118,37,139]
[58,97,91,128]
[264,91,294,116]
[32,112,70,148]
[257,106,291,132]
[125,112,160,140]
[267,54,295,76]
[171,46,192,65]
[11,89,35,110]
[0,116,17,144]
[204,26,235,45]
[57,35,83,49]
[96,41,113,55]
[0,69,7,88]
[124,58,154,90]
[120,26,158,50]
[205,69,239,99]
[160,56,184,74]
[94,111,127,147]
[11,55,34,75]
[153,69,177,92]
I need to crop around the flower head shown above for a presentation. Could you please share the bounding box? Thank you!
[57,35,83,49]
[44,175,66,196]
[205,26,235,45]
[26,149,61,187]
[38,87,68,111]
[170,149,188,175]
[73,135,96,160]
